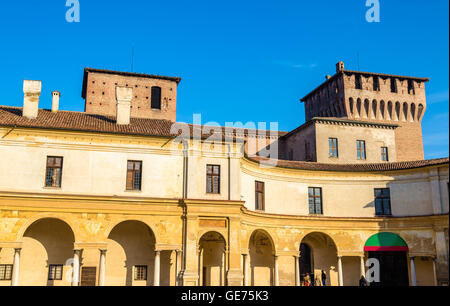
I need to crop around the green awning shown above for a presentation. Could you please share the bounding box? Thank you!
[364,232,408,252]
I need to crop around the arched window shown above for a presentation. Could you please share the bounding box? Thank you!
[363,99,370,118]
[395,102,401,121]
[151,86,162,110]
[372,100,378,119]
[380,100,385,120]
[356,99,362,118]
[417,104,424,121]
[387,101,393,120]
[402,102,409,121]
[410,103,416,121]
[349,98,354,117]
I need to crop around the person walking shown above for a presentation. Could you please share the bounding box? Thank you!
[321,270,327,286]
[359,275,368,287]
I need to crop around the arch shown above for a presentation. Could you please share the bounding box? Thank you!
[410,103,416,121]
[417,104,425,121]
[349,98,354,117]
[298,232,339,286]
[395,102,401,121]
[248,229,276,253]
[363,99,370,118]
[402,102,409,122]
[356,98,362,118]
[379,100,385,120]
[20,218,75,286]
[248,229,276,286]
[199,231,227,286]
[372,100,378,119]
[364,232,408,252]
[104,219,158,244]
[106,220,159,286]
[387,101,393,120]
[18,214,77,242]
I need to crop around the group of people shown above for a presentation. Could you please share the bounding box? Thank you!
[301,271,370,286]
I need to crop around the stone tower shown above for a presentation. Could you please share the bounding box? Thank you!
[300,61,429,161]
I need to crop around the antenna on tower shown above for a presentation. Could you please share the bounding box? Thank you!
[131,46,135,72]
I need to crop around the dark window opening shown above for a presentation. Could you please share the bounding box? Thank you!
[151,86,162,109]
[206,165,220,194]
[0,265,13,281]
[48,264,63,280]
[374,188,391,216]
[355,75,362,90]
[390,79,397,93]
[373,76,380,91]
[408,80,415,95]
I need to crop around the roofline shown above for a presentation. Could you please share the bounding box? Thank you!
[281,117,398,139]
[300,70,430,102]
[82,67,182,99]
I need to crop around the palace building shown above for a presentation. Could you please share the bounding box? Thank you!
[0,62,448,286]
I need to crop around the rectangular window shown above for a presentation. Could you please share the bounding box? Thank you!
[329,138,338,158]
[151,87,162,109]
[134,265,148,281]
[48,264,63,281]
[374,188,391,216]
[308,187,323,215]
[373,76,380,91]
[355,74,362,90]
[381,147,389,162]
[45,156,63,188]
[255,181,265,211]
[206,165,220,194]
[0,265,13,281]
[357,140,366,160]
[390,78,397,93]
[126,161,143,191]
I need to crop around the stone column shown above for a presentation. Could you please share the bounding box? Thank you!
[11,248,21,286]
[360,256,366,277]
[294,256,300,286]
[221,250,226,286]
[72,249,81,286]
[176,250,182,286]
[98,250,107,286]
[410,257,417,286]
[154,250,161,286]
[432,257,438,286]
[337,256,344,286]
[243,254,249,286]
[274,255,279,286]
[198,248,204,286]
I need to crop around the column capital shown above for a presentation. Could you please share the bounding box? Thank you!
[14,248,22,253]
[99,249,107,255]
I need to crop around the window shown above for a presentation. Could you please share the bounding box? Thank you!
[308,187,323,214]
[0,265,13,281]
[134,265,148,281]
[45,157,63,188]
[357,140,366,160]
[255,181,265,211]
[206,165,220,194]
[329,138,338,158]
[374,188,391,216]
[373,76,380,91]
[381,147,389,162]
[408,80,415,95]
[151,86,162,109]
[126,161,142,191]
[355,74,362,89]
[48,265,63,280]
[390,78,397,93]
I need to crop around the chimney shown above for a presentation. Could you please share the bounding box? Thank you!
[52,91,60,113]
[336,61,345,73]
[115,86,132,125]
[23,80,42,119]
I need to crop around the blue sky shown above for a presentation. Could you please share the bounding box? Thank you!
[0,0,448,158]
